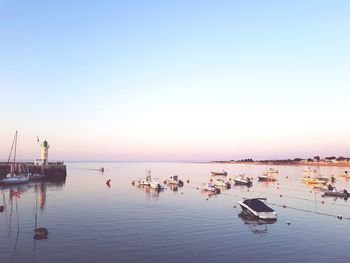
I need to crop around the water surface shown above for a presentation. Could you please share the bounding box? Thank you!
[1,162,350,263]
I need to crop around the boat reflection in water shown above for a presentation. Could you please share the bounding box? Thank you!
[238,212,276,234]
[136,184,164,200]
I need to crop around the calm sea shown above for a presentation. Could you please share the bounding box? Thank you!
[1,162,350,263]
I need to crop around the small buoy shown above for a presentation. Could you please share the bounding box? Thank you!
[280,194,282,197]
[229,178,232,181]
[163,180,167,184]
[233,205,236,208]
[321,201,325,204]
[277,187,279,189]
[243,197,246,200]
[310,191,312,193]
[286,221,291,225]
[131,181,135,185]
[34,227,49,240]
[206,198,209,201]
[283,205,287,208]
[285,176,288,179]
[210,178,213,182]
[337,214,343,220]
[0,205,4,213]
[196,187,199,190]
[181,192,183,195]
[187,180,190,184]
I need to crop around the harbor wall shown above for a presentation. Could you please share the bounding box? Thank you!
[0,162,67,180]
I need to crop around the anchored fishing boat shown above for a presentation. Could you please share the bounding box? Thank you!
[211,170,227,176]
[213,178,230,188]
[258,174,277,182]
[150,178,165,190]
[165,175,184,186]
[238,198,277,221]
[202,183,221,194]
[234,174,252,186]
[138,170,152,186]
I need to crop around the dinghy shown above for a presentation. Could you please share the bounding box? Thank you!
[211,170,227,176]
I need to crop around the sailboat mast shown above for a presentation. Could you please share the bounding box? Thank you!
[14,131,18,173]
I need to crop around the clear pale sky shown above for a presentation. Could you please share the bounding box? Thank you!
[0,0,349,161]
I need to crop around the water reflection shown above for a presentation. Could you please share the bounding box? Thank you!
[136,184,163,200]
[238,212,276,234]
[0,179,66,263]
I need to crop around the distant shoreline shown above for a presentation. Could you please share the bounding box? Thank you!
[209,161,350,168]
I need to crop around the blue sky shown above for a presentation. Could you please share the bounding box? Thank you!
[0,0,349,161]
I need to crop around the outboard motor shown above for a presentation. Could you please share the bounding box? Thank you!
[178,180,184,187]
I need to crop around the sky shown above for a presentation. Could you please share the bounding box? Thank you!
[0,0,349,161]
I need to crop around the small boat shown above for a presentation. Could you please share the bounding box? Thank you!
[202,183,221,194]
[138,169,152,186]
[213,178,230,188]
[315,175,328,183]
[150,178,165,190]
[301,176,327,185]
[258,174,277,182]
[211,170,227,176]
[320,185,350,198]
[238,198,277,221]
[262,168,278,175]
[165,175,184,186]
[234,174,252,186]
[2,174,29,184]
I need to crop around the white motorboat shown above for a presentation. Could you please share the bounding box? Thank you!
[234,174,252,186]
[213,178,230,188]
[238,198,277,221]
[138,169,152,186]
[165,175,184,186]
[150,178,165,190]
[202,183,221,194]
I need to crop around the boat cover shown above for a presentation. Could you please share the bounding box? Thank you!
[243,199,274,212]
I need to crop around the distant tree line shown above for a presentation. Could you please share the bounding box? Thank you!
[233,156,350,163]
